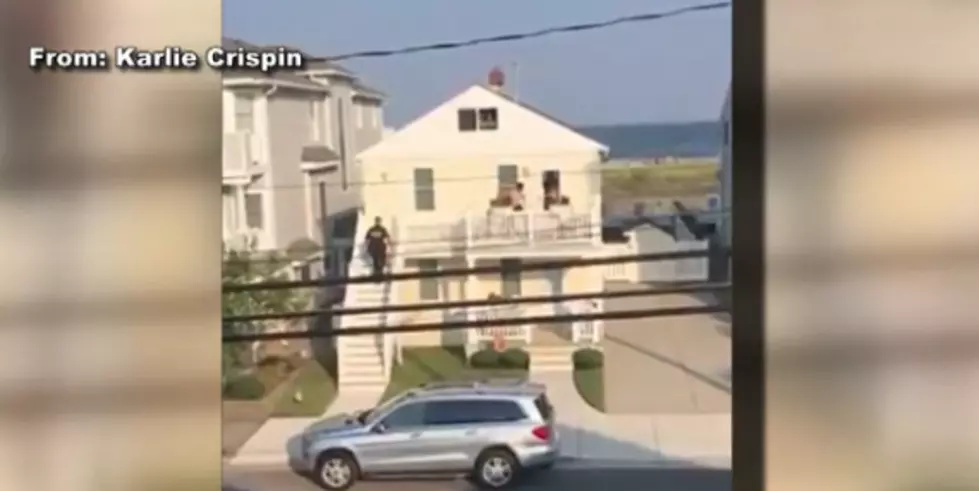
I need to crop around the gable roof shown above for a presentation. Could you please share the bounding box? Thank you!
[359,84,607,160]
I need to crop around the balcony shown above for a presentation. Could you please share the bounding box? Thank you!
[397,203,601,257]
[223,131,263,182]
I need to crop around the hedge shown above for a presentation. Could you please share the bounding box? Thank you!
[499,348,530,369]
[223,374,266,400]
[572,348,604,370]
[468,349,499,369]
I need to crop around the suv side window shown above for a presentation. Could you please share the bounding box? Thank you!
[424,399,526,426]
[381,402,426,429]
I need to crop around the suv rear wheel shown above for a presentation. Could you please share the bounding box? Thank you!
[314,451,359,490]
[473,448,520,489]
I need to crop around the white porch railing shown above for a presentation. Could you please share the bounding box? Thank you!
[469,303,533,345]
[398,202,601,255]
[570,299,603,344]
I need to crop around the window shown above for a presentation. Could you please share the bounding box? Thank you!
[723,121,730,146]
[533,394,554,421]
[413,168,435,211]
[355,102,364,129]
[457,109,477,131]
[309,100,325,142]
[501,259,521,297]
[497,165,518,195]
[381,402,426,429]
[423,400,525,426]
[244,192,264,229]
[418,259,440,300]
[235,95,254,132]
[477,108,498,130]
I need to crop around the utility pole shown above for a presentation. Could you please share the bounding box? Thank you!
[317,181,330,276]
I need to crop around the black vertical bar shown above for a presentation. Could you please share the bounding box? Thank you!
[337,101,348,191]
[318,181,329,276]
[733,0,766,486]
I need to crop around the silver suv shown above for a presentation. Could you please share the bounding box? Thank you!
[299,379,559,490]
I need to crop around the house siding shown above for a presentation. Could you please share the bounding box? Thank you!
[363,153,601,219]
[395,258,599,347]
[266,91,317,249]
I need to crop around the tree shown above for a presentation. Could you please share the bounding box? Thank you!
[222,245,312,381]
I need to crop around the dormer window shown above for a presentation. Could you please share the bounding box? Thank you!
[478,108,498,130]
[457,107,498,132]
[458,109,477,131]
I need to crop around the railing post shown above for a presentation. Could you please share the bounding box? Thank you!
[527,212,534,245]
[464,212,473,250]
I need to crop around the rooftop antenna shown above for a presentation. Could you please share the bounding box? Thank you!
[510,62,520,102]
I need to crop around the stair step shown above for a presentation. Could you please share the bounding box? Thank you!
[340,366,385,377]
[339,373,388,385]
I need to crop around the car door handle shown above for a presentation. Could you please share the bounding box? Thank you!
[409,432,423,438]
[464,429,478,436]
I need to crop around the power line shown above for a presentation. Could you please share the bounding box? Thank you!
[223,304,725,343]
[310,3,731,62]
[223,249,725,292]
[223,281,730,323]
[219,163,721,192]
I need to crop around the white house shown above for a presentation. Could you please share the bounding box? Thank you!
[221,37,385,270]
[333,70,613,392]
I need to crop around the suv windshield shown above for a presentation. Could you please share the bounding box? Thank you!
[360,392,411,425]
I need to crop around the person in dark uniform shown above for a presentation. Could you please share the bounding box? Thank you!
[364,216,391,281]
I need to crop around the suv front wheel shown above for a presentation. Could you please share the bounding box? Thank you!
[314,451,359,491]
[473,448,520,489]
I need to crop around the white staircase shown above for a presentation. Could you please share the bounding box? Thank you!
[336,213,400,393]
[527,345,578,373]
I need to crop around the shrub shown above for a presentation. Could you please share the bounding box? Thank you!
[469,349,500,369]
[286,237,320,259]
[572,348,604,370]
[499,348,530,370]
[224,374,266,400]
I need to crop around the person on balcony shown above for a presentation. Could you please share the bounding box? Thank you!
[509,182,525,212]
[364,216,391,281]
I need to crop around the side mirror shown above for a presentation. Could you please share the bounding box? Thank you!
[371,423,387,434]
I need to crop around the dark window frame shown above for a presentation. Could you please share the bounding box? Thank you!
[413,168,435,211]
[477,108,499,130]
[500,258,522,298]
[457,108,477,131]
[418,259,440,300]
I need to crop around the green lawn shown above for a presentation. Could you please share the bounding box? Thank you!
[271,360,337,417]
[573,368,605,412]
[602,161,719,197]
[381,347,529,402]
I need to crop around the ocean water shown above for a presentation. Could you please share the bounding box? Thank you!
[578,121,722,159]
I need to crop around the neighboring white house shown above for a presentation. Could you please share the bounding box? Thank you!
[333,70,612,391]
[221,37,385,270]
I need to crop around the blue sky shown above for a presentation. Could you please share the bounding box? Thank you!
[224,0,730,127]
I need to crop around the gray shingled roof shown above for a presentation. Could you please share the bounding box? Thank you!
[220,37,331,90]
[301,145,341,162]
[221,37,384,97]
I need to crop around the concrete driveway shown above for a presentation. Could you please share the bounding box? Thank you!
[601,281,731,414]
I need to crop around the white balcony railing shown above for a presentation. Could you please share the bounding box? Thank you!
[470,304,533,344]
[223,131,261,178]
[398,203,601,255]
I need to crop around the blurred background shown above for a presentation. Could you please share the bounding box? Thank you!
[0,1,976,491]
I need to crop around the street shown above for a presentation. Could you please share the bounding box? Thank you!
[223,465,731,491]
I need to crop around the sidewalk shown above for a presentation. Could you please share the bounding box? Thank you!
[530,372,730,468]
[229,375,730,469]
[229,388,383,467]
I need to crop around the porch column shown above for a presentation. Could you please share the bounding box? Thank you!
[235,185,247,233]
[462,256,475,354]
